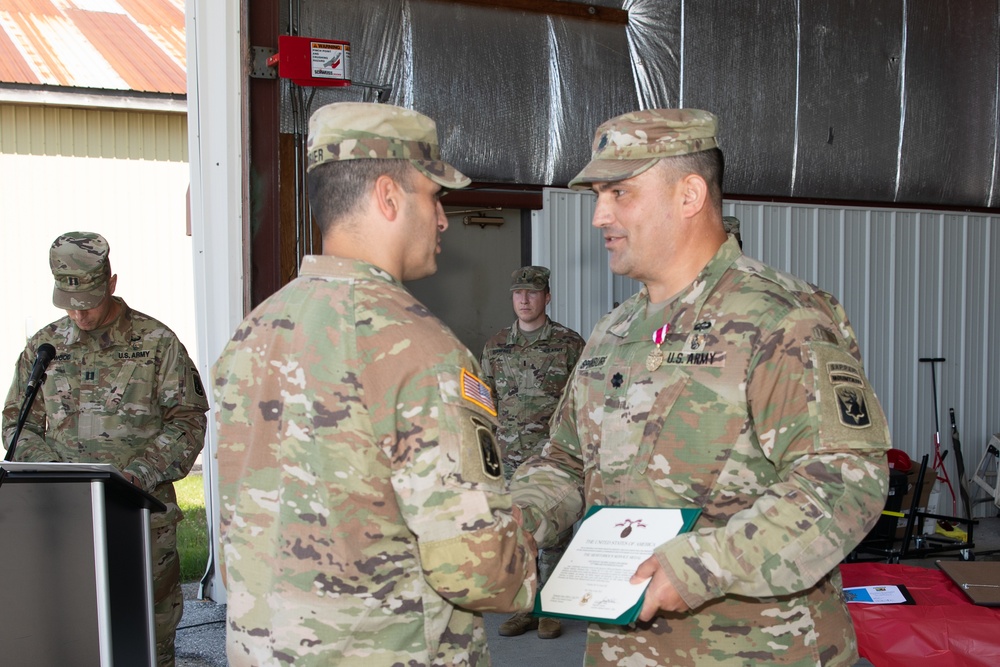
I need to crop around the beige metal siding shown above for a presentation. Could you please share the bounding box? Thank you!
[0,103,187,161]
[0,104,196,419]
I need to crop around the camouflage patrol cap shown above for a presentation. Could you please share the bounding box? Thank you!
[510,266,550,291]
[568,109,718,190]
[49,231,111,310]
[306,102,471,189]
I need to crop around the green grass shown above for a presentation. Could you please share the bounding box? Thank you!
[176,474,210,583]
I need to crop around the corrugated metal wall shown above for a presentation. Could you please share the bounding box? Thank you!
[731,200,1000,518]
[0,103,187,161]
[0,0,187,94]
[536,190,1000,517]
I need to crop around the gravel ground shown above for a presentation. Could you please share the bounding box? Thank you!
[176,583,227,667]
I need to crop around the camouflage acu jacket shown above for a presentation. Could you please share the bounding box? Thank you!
[2,298,208,524]
[480,318,584,473]
[213,256,537,667]
[512,236,891,666]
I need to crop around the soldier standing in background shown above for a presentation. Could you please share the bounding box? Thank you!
[510,109,891,666]
[480,265,584,640]
[3,231,208,667]
[213,102,537,666]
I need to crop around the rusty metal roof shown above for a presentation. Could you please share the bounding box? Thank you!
[0,0,186,95]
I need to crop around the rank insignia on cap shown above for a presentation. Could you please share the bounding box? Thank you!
[461,368,497,416]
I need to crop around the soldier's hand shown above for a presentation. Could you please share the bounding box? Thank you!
[511,504,525,527]
[510,505,538,556]
[122,471,142,487]
[630,555,690,620]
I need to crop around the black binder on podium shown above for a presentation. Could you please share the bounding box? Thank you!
[0,462,166,667]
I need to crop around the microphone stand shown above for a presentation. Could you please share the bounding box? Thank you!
[0,372,47,491]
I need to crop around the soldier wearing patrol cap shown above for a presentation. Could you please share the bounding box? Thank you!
[213,102,538,666]
[480,265,584,640]
[510,109,891,666]
[2,231,209,667]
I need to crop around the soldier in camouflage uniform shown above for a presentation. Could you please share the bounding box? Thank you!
[480,265,584,640]
[2,231,209,667]
[212,102,538,667]
[510,109,891,666]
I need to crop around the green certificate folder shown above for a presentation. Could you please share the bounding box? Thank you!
[532,505,701,626]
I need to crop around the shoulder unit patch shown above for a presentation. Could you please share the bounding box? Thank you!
[835,385,872,429]
[470,416,503,480]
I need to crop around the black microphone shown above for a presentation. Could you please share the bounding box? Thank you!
[25,343,56,392]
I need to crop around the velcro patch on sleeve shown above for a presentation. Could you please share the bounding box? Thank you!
[824,359,873,429]
[834,385,873,428]
[460,368,497,416]
[191,366,205,397]
[468,415,503,480]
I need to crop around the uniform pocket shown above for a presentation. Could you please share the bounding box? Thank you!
[630,365,692,476]
[103,361,138,411]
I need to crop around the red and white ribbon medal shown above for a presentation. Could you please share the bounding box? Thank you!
[646,323,670,371]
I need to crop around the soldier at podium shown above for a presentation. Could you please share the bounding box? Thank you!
[1,231,209,667]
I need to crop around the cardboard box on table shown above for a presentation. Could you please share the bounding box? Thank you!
[895,468,935,539]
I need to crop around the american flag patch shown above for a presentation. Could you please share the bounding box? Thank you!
[461,368,497,416]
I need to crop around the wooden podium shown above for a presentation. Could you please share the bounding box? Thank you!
[0,462,165,667]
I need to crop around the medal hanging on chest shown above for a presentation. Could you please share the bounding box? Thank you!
[646,323,670,371]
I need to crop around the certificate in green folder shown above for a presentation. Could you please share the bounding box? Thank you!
[532,505,701,626]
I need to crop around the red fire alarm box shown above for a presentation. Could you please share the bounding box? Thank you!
[267,35,352,87]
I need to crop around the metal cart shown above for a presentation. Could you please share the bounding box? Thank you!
[848,454,978,563]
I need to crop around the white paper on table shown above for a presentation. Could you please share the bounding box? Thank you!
[843,585,912,605]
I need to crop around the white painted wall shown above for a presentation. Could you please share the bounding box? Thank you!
[0,152,197,406]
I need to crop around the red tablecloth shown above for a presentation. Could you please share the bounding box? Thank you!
[839,562,1000,667]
